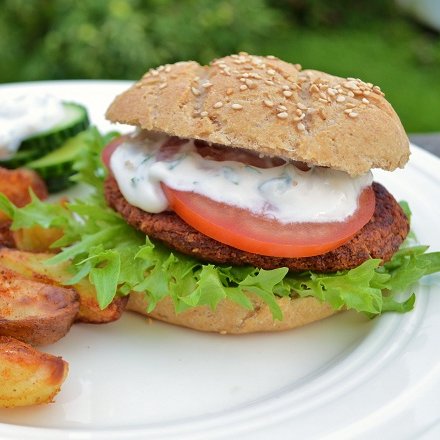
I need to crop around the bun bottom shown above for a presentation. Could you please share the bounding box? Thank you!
[126,294,338,334]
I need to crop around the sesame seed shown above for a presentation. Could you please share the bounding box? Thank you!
[159,83,167,89]
[151,70,159,76]
[200,111,208,117]
[336,96,346,103]
[241,73,250,78]
[239,78,247,83]
[226,88,234,96]
[347,91,355,98]
[265,80,275,85]
[245,79,255,88]
[297,122,306,131]
[343,81,359,90]
[191,87,201,96]
[297,102,307,110]
[283,90,293,97]
[264,99,274,107]
[231,103,243,110]
[157,66,164,72]
[240,84,248,91]
[267,55,276,60]
[277,112,288,119]
[327,88,337,96]
[295,109,303,116]
[267,69,276,75]
[362,98,370,104]
[294,114,305,121]
[318,98,329,103]
[294,64,302,71]
[363,90,371,96]
[201,82,213,88]
[344,109,353,114]
[213,101,223,109]
[282,85,290,90]
[310,84,319,93]
[278,105,287,111]
[349,111,358,118]
[346,102,356,108]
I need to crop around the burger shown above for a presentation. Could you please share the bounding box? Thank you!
[99,53,414,333]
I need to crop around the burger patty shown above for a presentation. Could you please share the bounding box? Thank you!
[105,177,409,272]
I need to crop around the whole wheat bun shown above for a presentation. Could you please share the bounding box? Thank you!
[127,293,338,334]
[106,53,409,176]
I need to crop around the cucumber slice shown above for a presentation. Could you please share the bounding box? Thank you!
[0,149,39,169]
[27,130,87,192]
[42,174,74,193]
[0,102,89,169]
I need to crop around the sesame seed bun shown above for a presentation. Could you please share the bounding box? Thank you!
[106,53,409,176]
[127,292,338,334]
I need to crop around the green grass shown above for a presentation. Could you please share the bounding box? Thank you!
[261,27,440,132]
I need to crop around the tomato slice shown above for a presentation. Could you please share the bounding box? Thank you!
[161,184,376,257]
[102,135,130,169]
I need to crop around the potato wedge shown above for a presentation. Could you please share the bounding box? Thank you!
[0,248,128,324]
[0,167,49,248]
[0,267,79,345]
[0,336,68,408]
[12,225,64,253]
[0,167,48,222]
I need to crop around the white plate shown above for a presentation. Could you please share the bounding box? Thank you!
[0,81,439,440]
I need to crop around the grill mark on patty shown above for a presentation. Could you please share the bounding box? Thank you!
[104,177,409,272]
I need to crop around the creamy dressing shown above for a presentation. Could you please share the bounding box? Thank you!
[0,94,67,158]
[110,134,373,224]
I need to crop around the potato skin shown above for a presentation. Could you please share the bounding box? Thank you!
[0,267,79,345]
[0,248,127,324]
[0,336,68,408]
[0,167,48,222]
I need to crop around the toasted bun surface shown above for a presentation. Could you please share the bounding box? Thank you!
[106,53,409,176]
[127,293,338,334]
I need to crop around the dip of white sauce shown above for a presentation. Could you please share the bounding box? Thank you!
[0,94,67,159]
[110,134,373,224]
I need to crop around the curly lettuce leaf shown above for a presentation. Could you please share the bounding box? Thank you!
[0,127,439,320]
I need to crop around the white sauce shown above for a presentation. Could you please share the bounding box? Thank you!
[110,135,373,224]
[0,94,67,158]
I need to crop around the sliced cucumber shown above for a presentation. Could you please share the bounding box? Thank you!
[0,149,39,169]
[27,130,87,192]
[0,102,89,170]
[42,174,74,193]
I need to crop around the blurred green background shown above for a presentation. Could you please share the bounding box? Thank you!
[1,0,439,132]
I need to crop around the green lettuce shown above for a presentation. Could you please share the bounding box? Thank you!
[0,127,439,320]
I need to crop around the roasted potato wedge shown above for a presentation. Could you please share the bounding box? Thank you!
[0,167,48,222]
[0,267,79,345]
[0,248,127,324]
[0,336,68,408]
[12,225,64,253]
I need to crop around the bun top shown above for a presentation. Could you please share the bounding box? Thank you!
[106,53,409,176]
